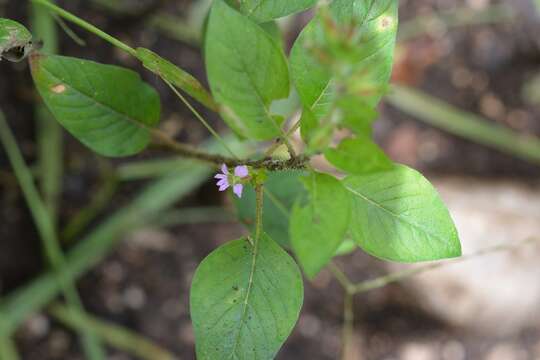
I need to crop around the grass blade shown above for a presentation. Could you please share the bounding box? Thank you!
[386,85,540,165]
[49,303,174,360]
[0,110,105,359]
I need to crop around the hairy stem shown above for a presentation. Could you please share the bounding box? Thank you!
[151,129,309,171]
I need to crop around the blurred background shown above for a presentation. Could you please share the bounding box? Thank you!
[1,0,540,359]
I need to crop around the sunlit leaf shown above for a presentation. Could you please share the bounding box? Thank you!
[343,165,461,262]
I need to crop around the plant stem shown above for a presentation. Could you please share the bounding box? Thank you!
[163,80,238,159]
[151,129,309,171]
[31,0,137,56]
[254,184,264,244]
[341,292,354,360]
[31,0,63,227]
[350,237,539,295]
[328,262,353,293]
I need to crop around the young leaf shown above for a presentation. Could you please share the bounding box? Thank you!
[190,235,303,360]
[290,172,351,278]
[290,0,398,118]
[343,165,461,262]
[226,0,318,23]
[235,171,307,248]
[325,136,393,175]
[0,18,33,62]
[30,53,160,157]
[205,0,289,140]
[136,47,219,112]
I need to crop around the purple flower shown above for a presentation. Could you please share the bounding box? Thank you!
[215,164,249,198]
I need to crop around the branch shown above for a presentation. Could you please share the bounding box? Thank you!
[350,237,539,295]
[151,129,309,171]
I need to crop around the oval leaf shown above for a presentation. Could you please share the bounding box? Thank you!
[290,172,351,278]
[205,0,290,140]
[30,54,160,157]
[227,0,318,23]
[0,18,33,62]
[190,235,303,359]
[343,165,461,262]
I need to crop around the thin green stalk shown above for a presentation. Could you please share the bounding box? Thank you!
[254,184,264,243]
[350,237,539,295]
[31,0,137,56]
[163,80,238,159]
[31,0,63,226]
[387,85,540,165]
[341,292,354,360]
[49,303,175,360]
[0,111,105,359]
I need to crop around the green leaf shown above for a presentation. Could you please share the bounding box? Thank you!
[0,18,33,62]
[335,238,356,256]
[205,0,290,140]
[30,54,160,157]
[335,95,379,135]
[343,165,461,262]
[290,172,351,278]
[235,171,307,248]
[325,136,393,175]
[136,47,219,111]
[290,0,398,122]
[190,235,303,359]
[226,0,318,23]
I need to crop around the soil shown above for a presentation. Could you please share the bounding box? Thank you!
[1,0,539,359]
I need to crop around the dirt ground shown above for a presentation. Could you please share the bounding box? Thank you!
[1,0,540,359]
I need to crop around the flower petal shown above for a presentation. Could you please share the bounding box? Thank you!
[221,164,229,175]
[218,183,229,192]
[217,178,228,187]
[214,174,227,180]
[234,165,249,178]
[233,184,243,198]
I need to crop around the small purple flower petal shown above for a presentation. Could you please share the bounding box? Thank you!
[215,174,227,180]
[221,164,229,175]
[217,178,228,187]
[219,183,229,192]
[233,184,243,198]
[234,165,249,178]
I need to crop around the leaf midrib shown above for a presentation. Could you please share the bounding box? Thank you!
[345,184,448,244]
[229,238,260,358]
[41,61,151,132]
